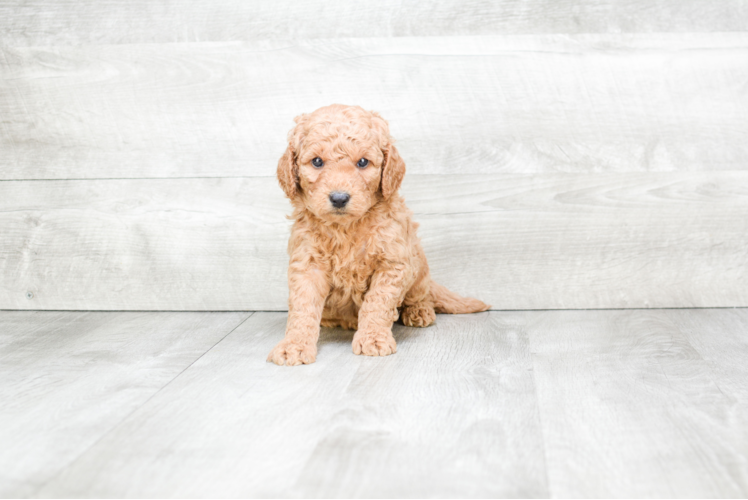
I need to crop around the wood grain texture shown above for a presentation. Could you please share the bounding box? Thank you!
[5,309,748,497]
[1,172,746,311]
[669,309,748,406]
[0,310,250,497]
[666,308,748,472]
[33,311,547,498]
[0,177,292,310]
[2,34,747,179]
[1,0,747,46]
[528,309,748,497]
[33,312,366,497]
[293,312,546,498]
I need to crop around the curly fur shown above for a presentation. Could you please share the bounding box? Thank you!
[268,104,490,366]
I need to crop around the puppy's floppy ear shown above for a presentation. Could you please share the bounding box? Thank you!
[380,143,406,199]
[370,110,405,199]
[277,114,309,199]
[277,143,297,199]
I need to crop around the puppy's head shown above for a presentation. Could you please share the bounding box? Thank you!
[277,104,405,224]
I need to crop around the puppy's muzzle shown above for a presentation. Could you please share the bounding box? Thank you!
[329,191,351,209]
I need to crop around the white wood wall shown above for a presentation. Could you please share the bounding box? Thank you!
[1,1,747,310]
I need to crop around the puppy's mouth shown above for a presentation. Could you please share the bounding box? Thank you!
[327,205,359,220]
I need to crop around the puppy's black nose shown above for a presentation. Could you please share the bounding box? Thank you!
[329,191,350,209]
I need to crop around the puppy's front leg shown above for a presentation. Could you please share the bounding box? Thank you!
[268,265,330,366]
[353,266,406,357]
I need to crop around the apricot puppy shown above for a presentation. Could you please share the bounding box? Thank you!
[268,104,489,366]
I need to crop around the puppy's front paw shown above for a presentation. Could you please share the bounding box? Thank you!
[267,338,317,366]
[352,329,397,357]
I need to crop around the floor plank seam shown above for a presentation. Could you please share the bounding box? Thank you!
[28,311,255,496]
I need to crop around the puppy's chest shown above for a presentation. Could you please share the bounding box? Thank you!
[324,239,376,292]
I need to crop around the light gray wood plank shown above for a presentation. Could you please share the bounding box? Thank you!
[33,312,366,497]
[293,312,547,498]
[25,310,748,497]
[528,309,748,497]
[0,310,250,498]
[0,177,292,311]
[666,308,748,475]
[1,0,746,46]
[1,172,746,310]
[668,309,748,404]
[2,34,747,179]
[34,311,547,498]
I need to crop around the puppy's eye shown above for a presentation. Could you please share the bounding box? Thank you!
[311,157,324,168]
[357,158,369,168]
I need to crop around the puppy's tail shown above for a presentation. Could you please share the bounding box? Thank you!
[430,281,491,314]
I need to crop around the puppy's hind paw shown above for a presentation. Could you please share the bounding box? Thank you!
[401,304,436,327]
[267,338,317,366]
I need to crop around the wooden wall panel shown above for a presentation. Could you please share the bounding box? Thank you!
[2,3,746,311]
[1,0,746,46]
[1,173,746,311]
[0,178,291,310]
[2,34,747,180]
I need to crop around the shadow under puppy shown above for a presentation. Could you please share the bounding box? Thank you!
[268,104,489,366]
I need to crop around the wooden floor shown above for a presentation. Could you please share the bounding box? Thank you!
[2,309,747,498]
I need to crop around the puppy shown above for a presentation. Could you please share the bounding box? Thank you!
[268,104,489,366]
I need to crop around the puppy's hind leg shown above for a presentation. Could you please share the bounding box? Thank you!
[400,275,436,328]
